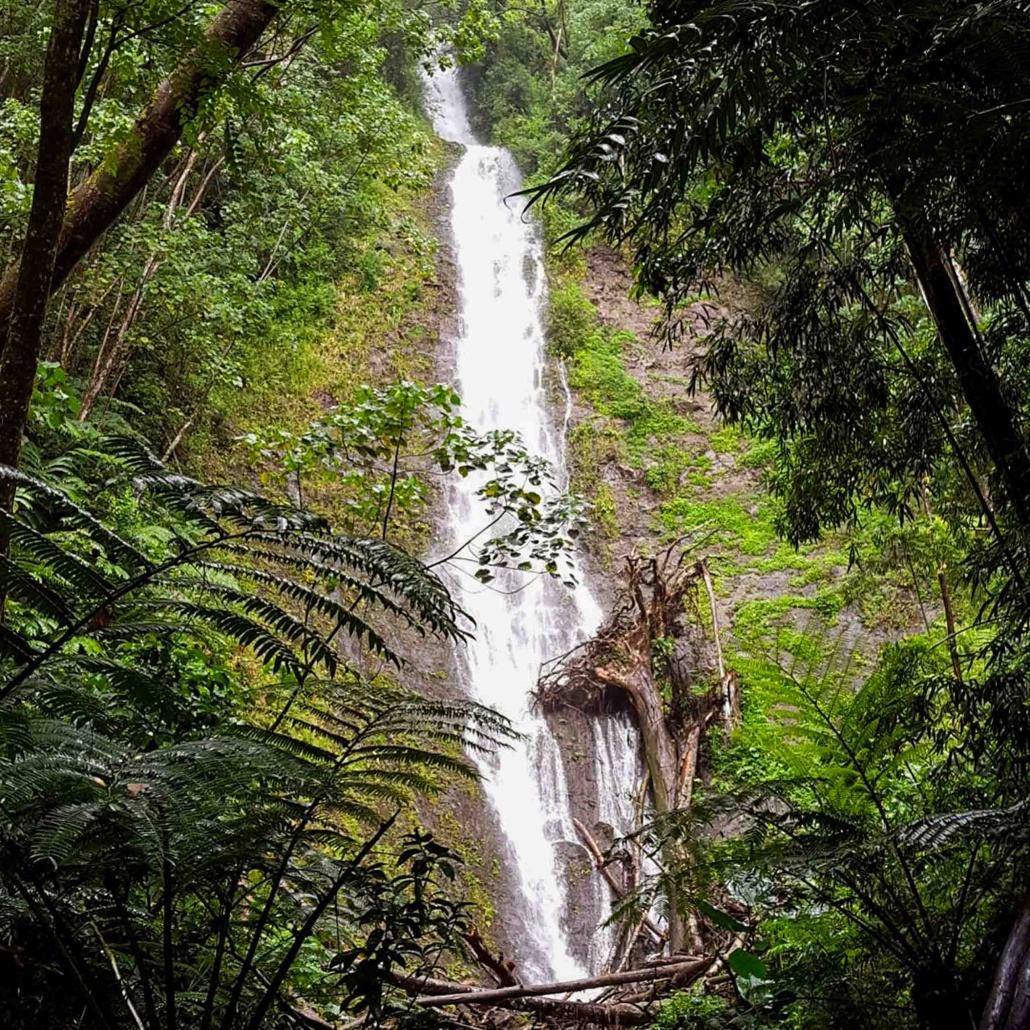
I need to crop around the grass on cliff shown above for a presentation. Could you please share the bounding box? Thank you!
[200,146,448,488]
[548,267,942,661]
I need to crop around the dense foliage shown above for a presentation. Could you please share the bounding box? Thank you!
[0,0,492,464]
[531,1,1030,600]
[8,0,1030,1028]
[523,2,1030,1028]
[0,430,522,1028]
[465,0,644,178]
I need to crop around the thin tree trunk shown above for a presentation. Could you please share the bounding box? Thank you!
[58,297,81,363]
[937,570,963,684]
[162,858,177,1030]
[901,222,1030,527]
[0,0,91,503]
[61,274,119,367]
[78,141,204,420]
[198,882,239,1030]
[185,157,225,217]
[80,285,142,419]
[920,485,963,683]
[111,886,161,1030]
[676,722,703,809]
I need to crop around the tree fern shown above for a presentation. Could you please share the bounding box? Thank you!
[0,445,516,1029]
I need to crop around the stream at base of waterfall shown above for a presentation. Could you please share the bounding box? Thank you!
[422,64,646,982]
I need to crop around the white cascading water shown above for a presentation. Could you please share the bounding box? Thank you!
[422,65,644,981]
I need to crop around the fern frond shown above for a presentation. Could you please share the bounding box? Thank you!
[1,514,113,597]
[896,797,1030,849]
[163,605,304,675]
[0,557,76,624]
[0,465,149,569]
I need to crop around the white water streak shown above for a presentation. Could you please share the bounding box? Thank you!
[423,64,642,981]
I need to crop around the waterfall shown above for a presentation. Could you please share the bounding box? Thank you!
[423,64,643,982]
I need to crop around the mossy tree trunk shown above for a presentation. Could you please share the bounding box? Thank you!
[0,0,91,511]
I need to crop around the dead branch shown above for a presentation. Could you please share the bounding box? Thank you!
[414,956,714,1008]
[676,721,705,809]
[697,560,724,682]
[509,996,653,1025]
[573,818,665,945]
[698,559,739,729]
[463,926,521,986]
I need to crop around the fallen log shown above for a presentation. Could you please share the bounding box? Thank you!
[414,956,713,1008]
[391,972,676,1027]
[392,973,653,1025]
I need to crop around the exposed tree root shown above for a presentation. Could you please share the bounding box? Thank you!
[536,540,732,952]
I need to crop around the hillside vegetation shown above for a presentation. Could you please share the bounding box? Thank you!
[465,2,1030,1027]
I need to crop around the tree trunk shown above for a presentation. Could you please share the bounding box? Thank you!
[900,222,1030,527]
[981,898,1030,1030]
[0,0,91,506]
[920,485,963,682]
[0,0,278,323]
[79,284,142,420]
[594,656,693,951]
[542,551,722,958]
[0,0,278,481]
[596,658,678,816]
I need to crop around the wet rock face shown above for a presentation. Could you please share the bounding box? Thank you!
[555,839,599,969]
